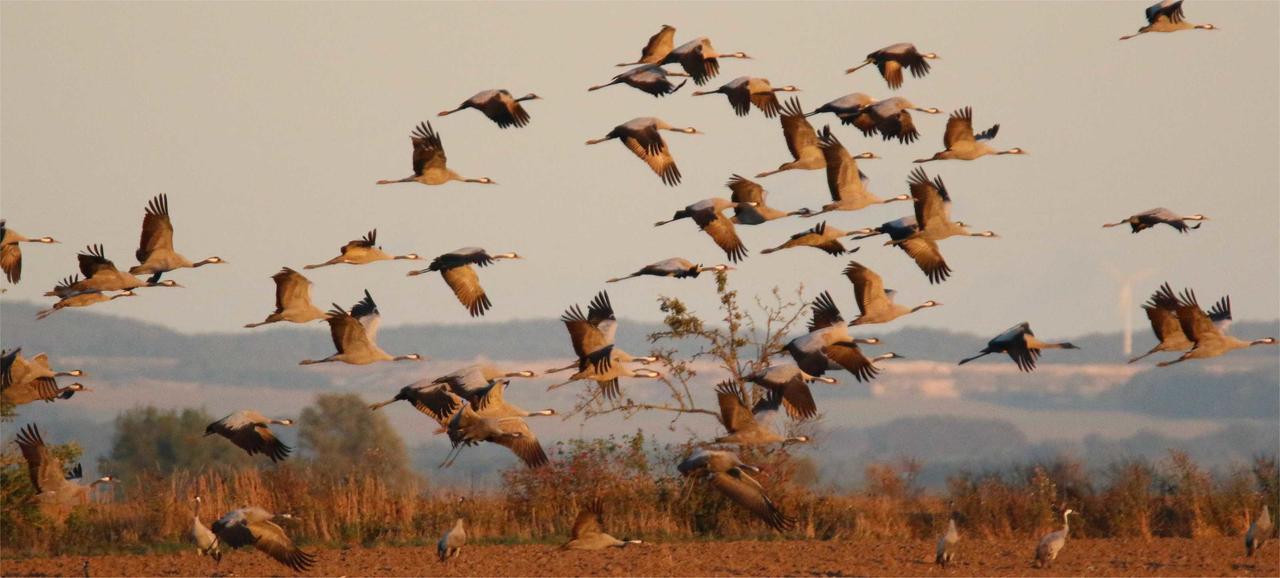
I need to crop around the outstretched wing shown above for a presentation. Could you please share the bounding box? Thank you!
[411,122,447,176]
[709,469,796,532]
[807,291,844,331]
[136,194,175,264]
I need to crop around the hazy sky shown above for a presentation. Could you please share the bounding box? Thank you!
[3,2,1277,339]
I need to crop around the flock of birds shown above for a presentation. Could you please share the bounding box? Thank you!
[2,1,1276,573]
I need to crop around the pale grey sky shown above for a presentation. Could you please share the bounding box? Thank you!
[3,1,1277,338]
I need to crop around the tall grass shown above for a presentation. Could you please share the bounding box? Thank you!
[2,435,1276,557]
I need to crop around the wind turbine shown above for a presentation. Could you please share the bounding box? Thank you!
[1104,264,1154,356]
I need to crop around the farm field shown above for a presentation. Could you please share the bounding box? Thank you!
[3,538,1276,577]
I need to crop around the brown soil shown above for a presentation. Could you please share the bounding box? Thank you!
[3,538,1277,577]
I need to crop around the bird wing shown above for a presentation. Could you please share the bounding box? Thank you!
[715,381,754,433]
[0,348,17,389]
[0,243,20,283]
[942,107,976,148]
[992,323,1038,372]
[561,305,611,370]
[1207,295,1232,335]
[340,230,377,255]
[908,167,952,231]
[621,130,680,186]
[1174,289,1225,343]
[495,419,549,468]
[411,122,447,175]
[807,291,844,331]
[640,26,675,62]
[249,519,317,572]
[725,84,753,117]
[324,310,371,355]
[694,211,748,263]
[709,469,796,532]
[1147,0,1184,24]
[136,194,175,264]
[348,290,381,343]
[16,425,64,493]
[482,92,529,129]
[750,90,783,119]
[441,265,492,317]
[823,342,881,382]
[897,237,951,284]
[273,268,314,312]
[726,174,766,205]
[1144,283,1188,343]
[843,261,889,317]
[408,383,463,424]
[210,418,290,462]
[77,244,119,278]
[877,59,904,90]
[879,110,920,144]
[818,126,866,203]
[779,98,818,161]
[678,41,719,85]
[777,373,818,420]
[471,379,509,413]
[571,498,605,539]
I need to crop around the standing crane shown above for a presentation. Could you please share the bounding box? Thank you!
[845,43,940,89]
[376,122,496,186]
[586,117,701,186]
[0,219,59,284]
[914,107,1025,163]
[190,496,221,564]
[1034,509,1080,568]
[1120,1,1217,40]
[1245,505,1272,557]
[437,89,541,129]
[129,194,227,283]
[438,518,467,562]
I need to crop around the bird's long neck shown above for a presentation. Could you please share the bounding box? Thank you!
[1062,512,1071,534]
[376,176,416,185]
[910,302,932,313]
[193,257,220,267]
[1250,338,1277,347]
